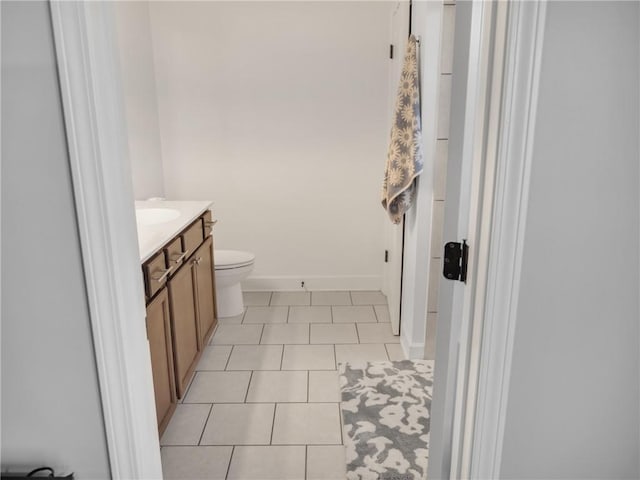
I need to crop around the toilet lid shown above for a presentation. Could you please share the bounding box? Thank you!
[215,249,255,270]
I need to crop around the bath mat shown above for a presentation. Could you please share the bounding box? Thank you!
[339,360,434,480]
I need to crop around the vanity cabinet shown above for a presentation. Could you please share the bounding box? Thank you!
[194,236,217,346]
[145,288,177,433]
[167,256,200,398]
[142,209,218,433]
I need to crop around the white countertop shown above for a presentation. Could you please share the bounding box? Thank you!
[135,200,213,263]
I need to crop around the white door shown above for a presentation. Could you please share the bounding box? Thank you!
[382,1,410,335]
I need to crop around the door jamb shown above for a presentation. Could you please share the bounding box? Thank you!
[467,2,547,477]
[50,2,162,478]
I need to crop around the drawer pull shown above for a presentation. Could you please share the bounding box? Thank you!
[204,220,218,227]
[151,267,173,283]
[192,256,203,265]
[171,250,190,264]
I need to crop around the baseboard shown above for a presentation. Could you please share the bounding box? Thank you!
[401,334,426,360]
[242,275,383,292]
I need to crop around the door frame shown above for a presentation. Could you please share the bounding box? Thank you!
[50,2,162,478]
[50,0,547,478]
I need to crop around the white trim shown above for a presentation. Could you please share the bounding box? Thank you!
[242,275,382,292]
[447,1,497,476]
[400,334,425,360]
[469,2,547,478]
[50,2,162,478]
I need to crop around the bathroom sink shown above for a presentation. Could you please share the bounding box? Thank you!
[135,208,180,226]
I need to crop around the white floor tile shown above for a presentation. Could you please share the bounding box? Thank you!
[310,324,358,344]
[356,323,399,344]
[350,290,387,305]
[242,291,271,306]
[288,306,332,323]
[160,404,211,446]
[307,445,347,480]
[226,345,283,370]
[386,343,407,361]
[246,371,308,403]
[335,344,389,365]
[210,324,262,345]
[332,305,377,323]
[308,370,340,402]
[272,403,341,445]
[161,446,232,480]
[260,324,309,344]
[196,345,232,370]
[281,345,335,370]
[183,371,251,403]
[243,306,288,324]
[311,291,351,306]
[270,291,310,306]
[227,446,306,480]
[374,305,391,323]
[200,403,275,445]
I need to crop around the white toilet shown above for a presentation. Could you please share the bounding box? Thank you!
[214,249,255,318]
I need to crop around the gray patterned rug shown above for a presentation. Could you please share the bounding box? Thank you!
[339,360,434,480]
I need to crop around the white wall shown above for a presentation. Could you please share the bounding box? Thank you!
[145,1,391,290]
[1,2,111,477]
[500,2,639,478]
[114,1,165,200]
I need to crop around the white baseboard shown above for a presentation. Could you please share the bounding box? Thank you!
[242,275,383,292]
[401,333,426,359]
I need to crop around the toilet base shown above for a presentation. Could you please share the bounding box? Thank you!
[216,283,245,318]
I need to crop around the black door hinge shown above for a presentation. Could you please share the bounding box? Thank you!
[389,44,394,59]
[443,240,469,283]
[384,250,389,263]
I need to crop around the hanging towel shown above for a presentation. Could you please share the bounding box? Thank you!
[382,35,424,224]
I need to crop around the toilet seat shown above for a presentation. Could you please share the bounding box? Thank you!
[215,250,255,270]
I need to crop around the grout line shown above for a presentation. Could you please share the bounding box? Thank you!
[286,306,290,324]
[225,446,235,480]
[269,403,278,445]
[339,405,344,445]
[197,403,214,445]
[224,346,234,370]
[306,370,310,402]
[268,291,273,306]
[258,324,265,344]
[330,306,334,324]
[348,291,353,305]
[304,445,308,480]
[355,324,361,344]
[279,343,285,370]
[180,371,198,402]
[243,371,253,403]
[333,344,337,370]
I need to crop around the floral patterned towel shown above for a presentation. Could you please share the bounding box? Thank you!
[381,35,424,224]
[339,360,434,480]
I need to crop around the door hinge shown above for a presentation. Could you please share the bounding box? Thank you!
[384,250,389,263]
[389,44,394,59]
[443,240,469,283]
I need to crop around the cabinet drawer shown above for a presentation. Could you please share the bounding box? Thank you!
[165,236,189,269]
[182,219,204,257]
[144,251,171,299]
[202,210,217,237]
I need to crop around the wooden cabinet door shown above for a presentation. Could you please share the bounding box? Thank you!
[146,288,177,434]
[168,260,200,398]
[194,236,217,346]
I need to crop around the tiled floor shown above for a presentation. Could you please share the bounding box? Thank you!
[160,290,404,480]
